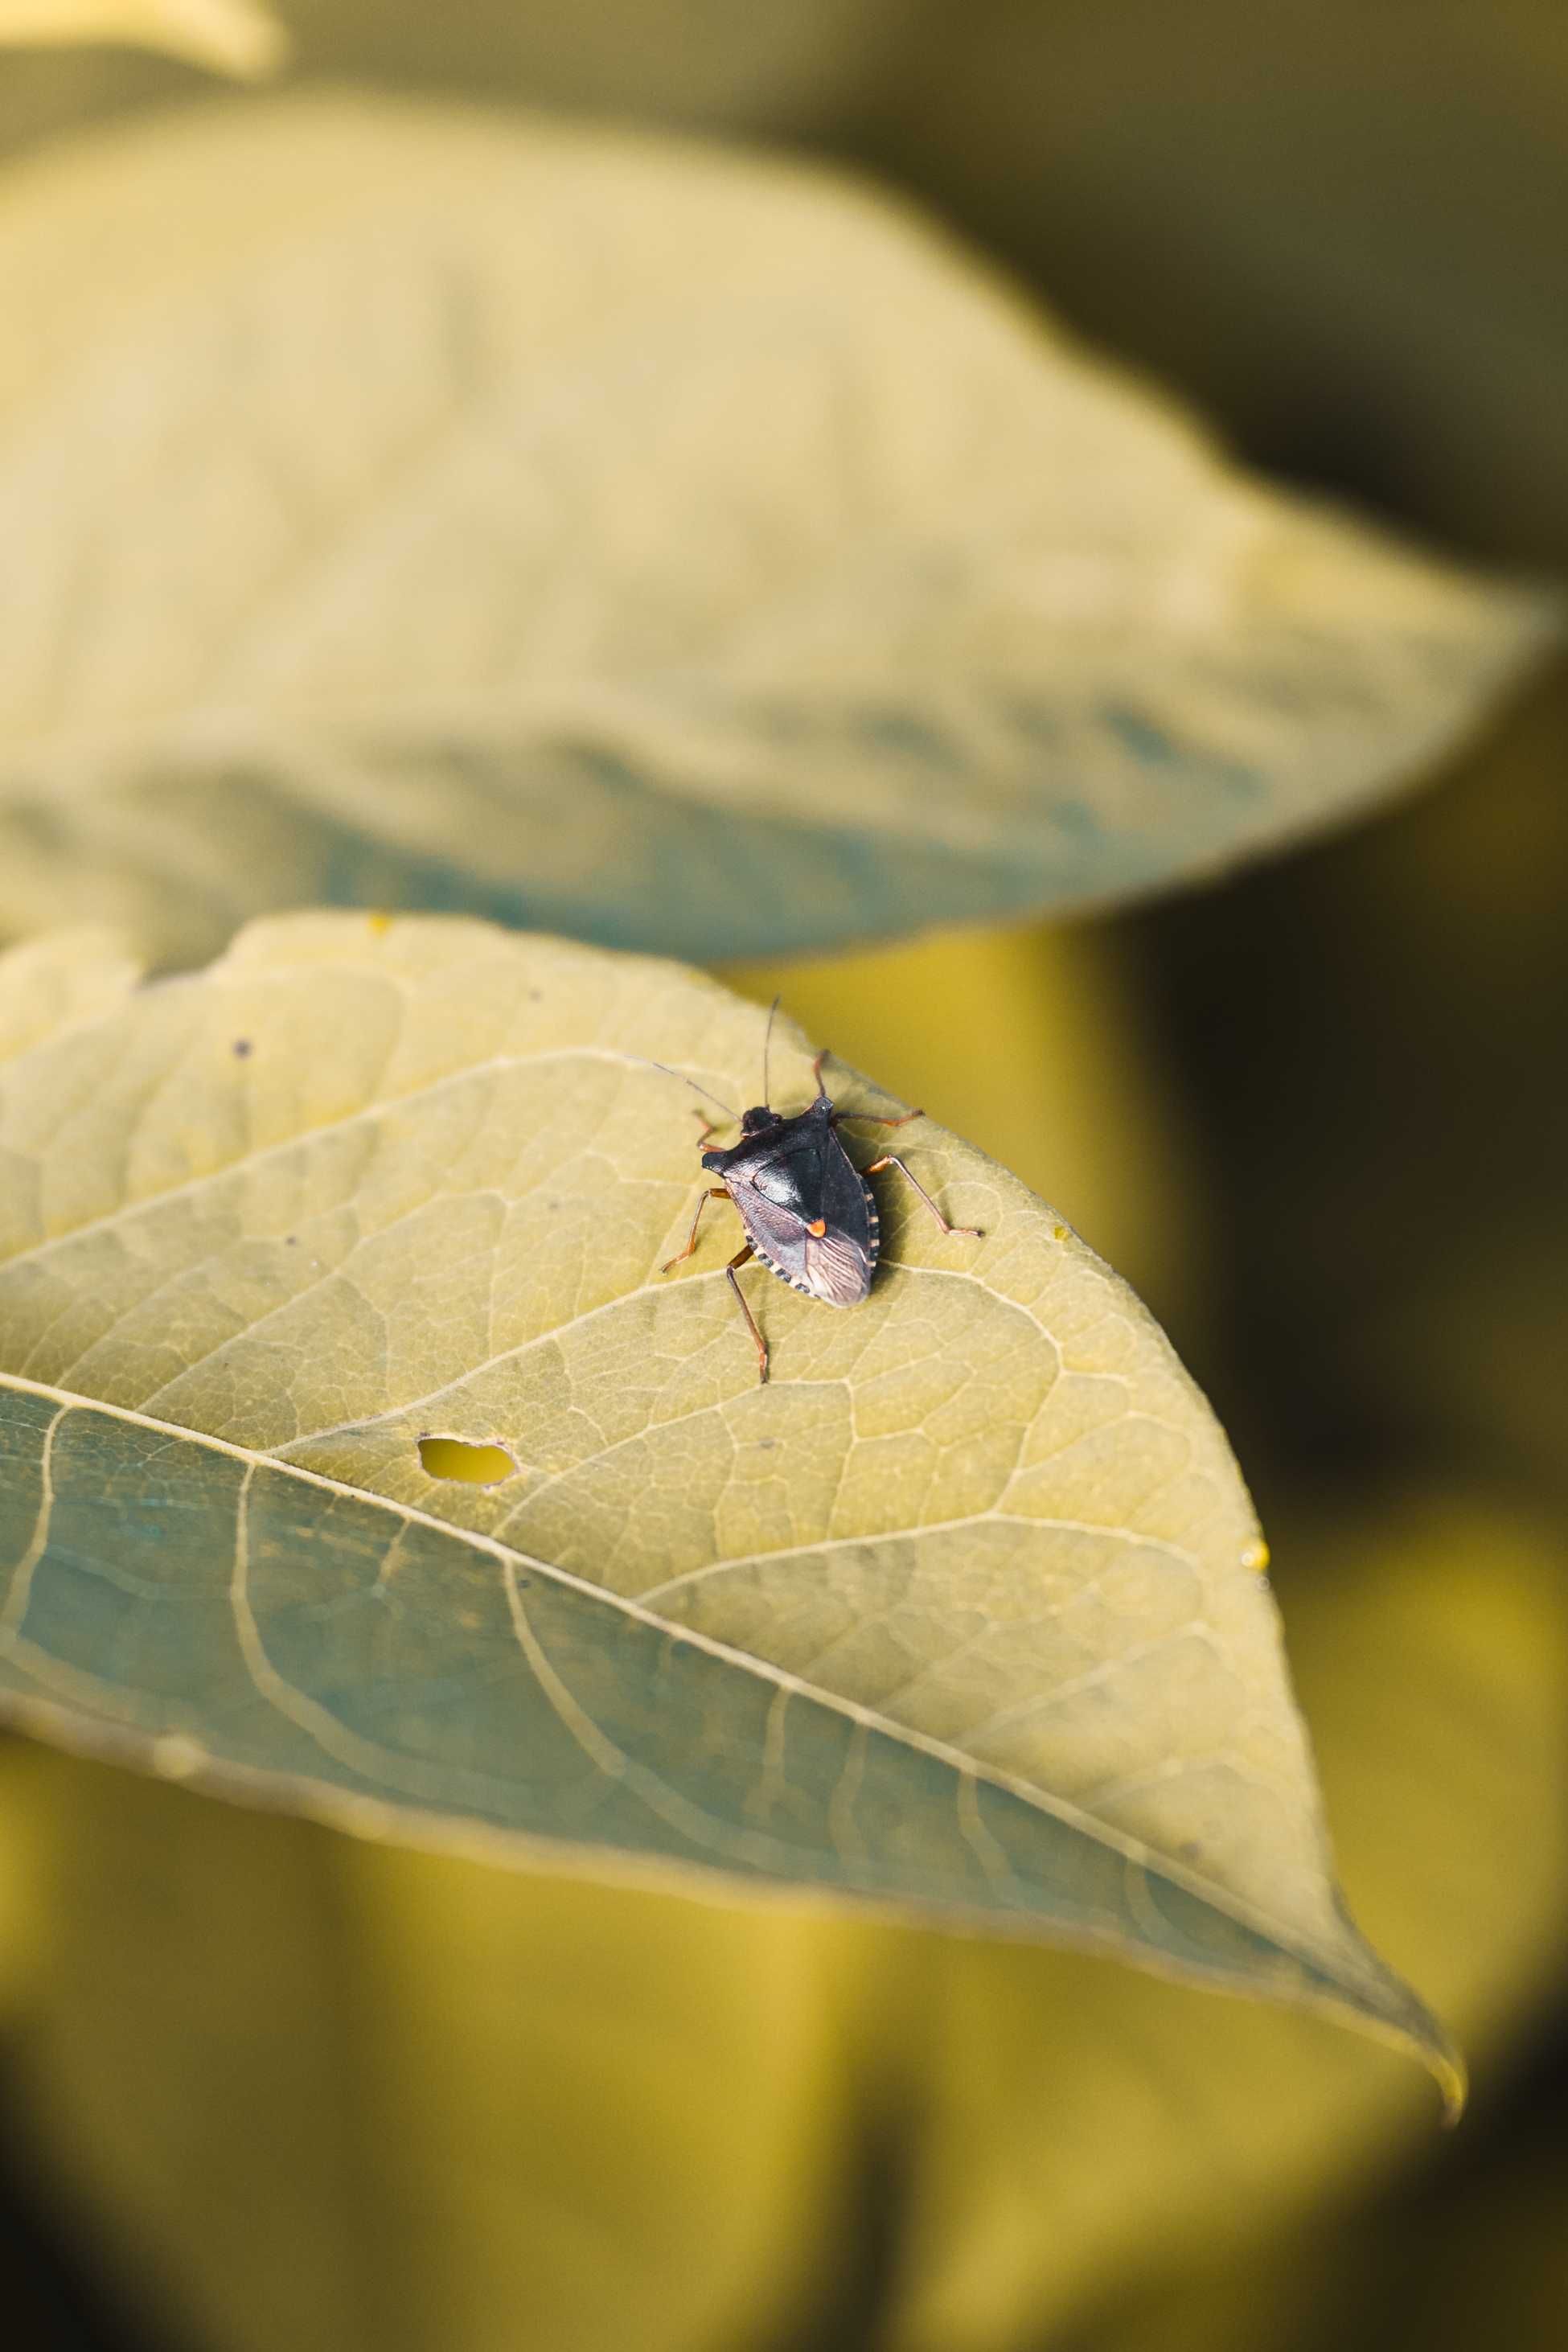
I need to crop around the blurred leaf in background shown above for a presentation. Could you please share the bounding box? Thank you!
[4,1,1566,574]
[0,93,1551,967]
[0,0,285,77]
[857,2,1568,574]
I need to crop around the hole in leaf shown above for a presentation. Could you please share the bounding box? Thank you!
[417,1435,517,1486]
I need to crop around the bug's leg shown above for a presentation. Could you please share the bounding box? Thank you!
[863,1155,981,1238]
[662,1187,730,1273]
[832,1104,925,1130]
[724,1245,770,1384]
[692,1108,723,1148]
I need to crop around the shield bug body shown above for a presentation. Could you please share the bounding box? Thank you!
[660,1008,979,1383]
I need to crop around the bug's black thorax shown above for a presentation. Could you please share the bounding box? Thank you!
[700,1094,833,1188]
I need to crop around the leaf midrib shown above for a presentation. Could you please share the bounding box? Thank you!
[0,1363,1394,2006]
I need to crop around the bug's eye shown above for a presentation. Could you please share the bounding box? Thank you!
[752,1155,812,1209]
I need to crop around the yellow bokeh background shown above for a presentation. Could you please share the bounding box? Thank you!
[2,6,1566,2347]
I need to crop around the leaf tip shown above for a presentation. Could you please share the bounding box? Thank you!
[1364,1972,1467,2125]
[1431,2033,1469,2128]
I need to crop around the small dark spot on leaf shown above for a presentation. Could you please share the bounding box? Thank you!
[232,1038,252,1058]
[285,1234,298,1246]
[417,1434,518,1486]
[1177,1840,1204,1863]
[528,987,543,1001]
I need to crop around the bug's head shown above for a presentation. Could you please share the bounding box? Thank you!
[738,1104,778,1138]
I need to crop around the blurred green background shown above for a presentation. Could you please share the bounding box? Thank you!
[1,6,1565,2349]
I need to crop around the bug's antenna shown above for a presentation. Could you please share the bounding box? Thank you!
[761,994,782,1109]
[638,1058,741,1123]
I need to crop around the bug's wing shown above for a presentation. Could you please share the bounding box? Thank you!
[749,1190,871,1305]
[730,1184,813,1291]
[801,1220,875,1305]
[799,1136,876,1306]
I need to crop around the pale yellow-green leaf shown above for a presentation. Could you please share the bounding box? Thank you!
[0,92,1554,967]
[871,1498,1568,2351]
[0,912,1449,2086]
[0,922,140,1061]
[0,0,286,77]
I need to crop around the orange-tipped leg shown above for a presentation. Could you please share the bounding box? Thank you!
[863,1155,981,1238]
[724,1245,769,1382]
[662,1187,729,1272]
[834,1103,925,1130]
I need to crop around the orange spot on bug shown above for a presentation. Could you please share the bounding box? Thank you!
[807,1218,827,1237]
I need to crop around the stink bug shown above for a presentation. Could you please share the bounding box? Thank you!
[659,1002,980,1383]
